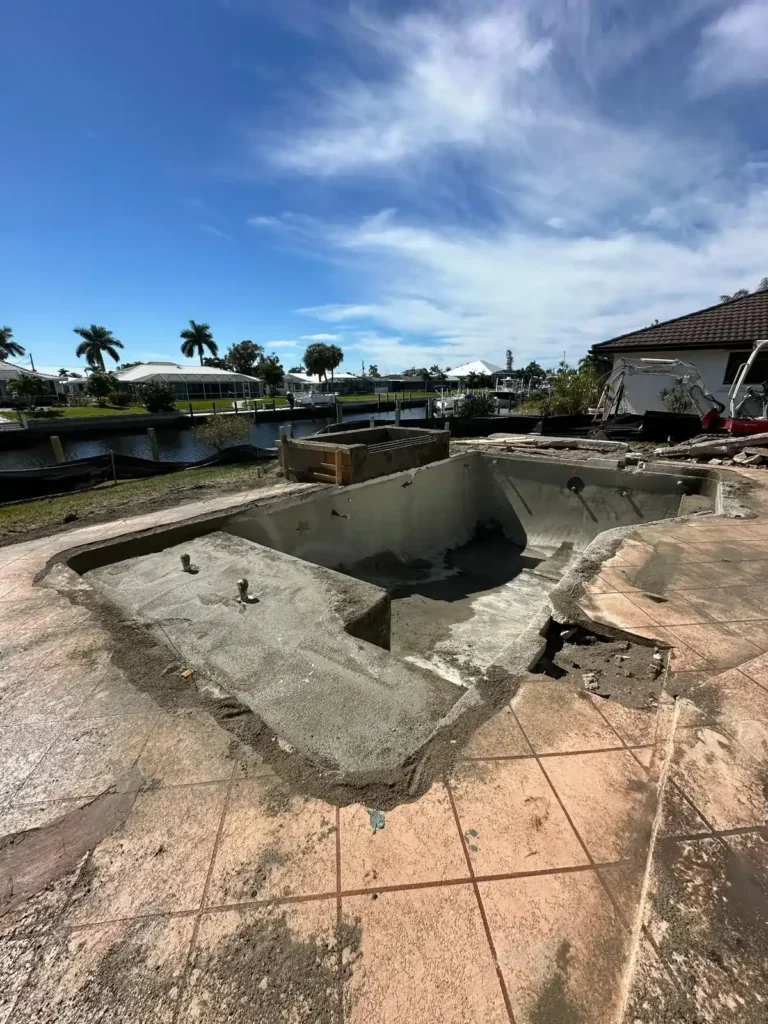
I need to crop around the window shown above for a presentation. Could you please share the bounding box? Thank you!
[722,350,768,385]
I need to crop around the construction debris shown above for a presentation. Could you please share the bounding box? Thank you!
[656,431,768,461]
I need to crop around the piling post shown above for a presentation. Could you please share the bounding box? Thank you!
[369,415,375,428]
[336,401,342,423]
[110,449,117,485]
[212,401,217,416]
[188,402,193,419]
[147,427,160,461]
[395,400,402,426]
[278,426,289,475]
[50,435,66,464]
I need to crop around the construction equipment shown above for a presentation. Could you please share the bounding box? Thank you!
[594,344,768,436]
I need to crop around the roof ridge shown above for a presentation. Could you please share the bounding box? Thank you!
[593,289,768,352]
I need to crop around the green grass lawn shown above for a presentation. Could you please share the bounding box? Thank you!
[27,405,146,418]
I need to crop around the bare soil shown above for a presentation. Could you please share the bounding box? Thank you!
[0,463,280,547]
[534,621,667,711]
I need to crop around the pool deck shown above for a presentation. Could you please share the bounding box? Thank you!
[1,470,767,1023]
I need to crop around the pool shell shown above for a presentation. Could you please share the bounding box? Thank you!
[59,450,740,801]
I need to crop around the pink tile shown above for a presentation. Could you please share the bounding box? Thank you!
[460,704,530,758]
[670,726,766,830]
[667,623,761,670]
[591,696,657,746]
[514,680,622,754]
[205,776,337,906]
[581,592,655,632]
[183,899,339,1023]
[626,591,708,627]
[450,760,587,875]
[9,916,194,1023]
[344,885,509,1024]
[340,783,467,891]
[479,870,629,1024]
[543,750,654,862]
[65,783,227,924]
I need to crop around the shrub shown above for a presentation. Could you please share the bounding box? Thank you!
[108,390,131,408]
[137,381,177,413]
[460,393,496,417]
[86,371,119,407]
[193,414,250,451]
[539,364,601,416]
[7,376,48,409]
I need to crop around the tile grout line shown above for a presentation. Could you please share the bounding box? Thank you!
[170,762,237,1024]
[61,860,640,935]
[583,696,653,774]
[458,742,655,764]
[508,705,639,934]
[735,663,768,696]
[445,779,517,1024]
[335,805,344,1024]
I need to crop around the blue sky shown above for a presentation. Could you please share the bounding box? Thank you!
[2,0,768,375]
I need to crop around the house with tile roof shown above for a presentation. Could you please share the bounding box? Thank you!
[591,290,768,414]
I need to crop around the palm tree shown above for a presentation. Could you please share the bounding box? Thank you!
[0,326,25,361]
[73,325,124,371]
[180,320,218,365]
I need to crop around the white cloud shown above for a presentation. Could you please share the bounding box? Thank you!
[294,189,768,366]
[199,223,234,241]
[298,333,341,341]
[264,340,298,349]
[691,2,768,95]
[269,6,552,176]
[246,1,768,369]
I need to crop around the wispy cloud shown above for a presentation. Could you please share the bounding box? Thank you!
[690,1,768,95]
[246,1,768,367]
[264,340,298,349]
[298,333,341,342]
[199,223,234,241]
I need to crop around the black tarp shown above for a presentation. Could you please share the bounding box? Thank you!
[0,445,275,502]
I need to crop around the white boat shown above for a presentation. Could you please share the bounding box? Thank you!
[434,391,468,415]
[293,390,337,408]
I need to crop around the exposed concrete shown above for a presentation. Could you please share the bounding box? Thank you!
[72,452,724,792]
[84,532,460,777]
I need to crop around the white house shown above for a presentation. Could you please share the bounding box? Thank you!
[284,371,362,395]
[591,291,768,415]
[0,362,62,403]
[447,359,505,380]
[115,362,263,401]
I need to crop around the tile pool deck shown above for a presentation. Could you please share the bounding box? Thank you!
[1,471,767,1022]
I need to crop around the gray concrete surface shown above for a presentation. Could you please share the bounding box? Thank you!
[84,532,459,775]
[77,452,721,778]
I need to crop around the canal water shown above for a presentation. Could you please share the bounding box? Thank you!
[0,407,426,470]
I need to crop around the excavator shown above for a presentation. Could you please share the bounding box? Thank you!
[593,340,768,436]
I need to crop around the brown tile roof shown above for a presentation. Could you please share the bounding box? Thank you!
[592,289,768,354]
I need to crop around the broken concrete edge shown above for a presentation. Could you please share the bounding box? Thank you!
[547,467,754,645]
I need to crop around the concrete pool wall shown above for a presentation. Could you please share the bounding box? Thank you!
[62,452,727,789]
[225,450,717,568]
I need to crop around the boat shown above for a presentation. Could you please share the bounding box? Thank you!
[292,390,338,408]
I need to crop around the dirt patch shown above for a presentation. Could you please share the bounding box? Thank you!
[643,833,768,1023]
[187,910,362,1024]
[0,769,140,918]
[533,621,666,711]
